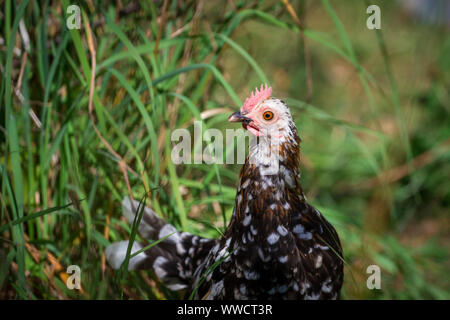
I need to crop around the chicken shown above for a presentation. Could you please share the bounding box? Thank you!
[106,85,344,299]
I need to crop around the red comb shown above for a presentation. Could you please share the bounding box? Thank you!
[242,84,272,112]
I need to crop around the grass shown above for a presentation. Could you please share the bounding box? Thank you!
[0,0,449,299]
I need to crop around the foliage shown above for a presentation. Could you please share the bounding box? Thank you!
[0,0,449,299]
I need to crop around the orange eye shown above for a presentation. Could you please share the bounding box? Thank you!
[263,111,274,121]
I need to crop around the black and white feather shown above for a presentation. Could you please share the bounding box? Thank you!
[106,97,344,299]
[105,197,217,291]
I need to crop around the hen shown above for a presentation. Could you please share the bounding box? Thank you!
[106,85,344,299]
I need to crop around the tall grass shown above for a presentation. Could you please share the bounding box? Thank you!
[1,0,449,299]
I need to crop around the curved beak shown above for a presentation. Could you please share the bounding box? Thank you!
[228,111,252,123]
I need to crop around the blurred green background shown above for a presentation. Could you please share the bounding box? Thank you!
[0,0,449,299]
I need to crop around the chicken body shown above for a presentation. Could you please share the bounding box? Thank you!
[106,88,343,299]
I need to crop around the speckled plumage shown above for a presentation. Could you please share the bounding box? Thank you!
[106,90,343,300]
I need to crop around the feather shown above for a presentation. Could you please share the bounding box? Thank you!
[105,89,343,300]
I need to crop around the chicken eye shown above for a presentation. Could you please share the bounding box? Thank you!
[263,111,274,121]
